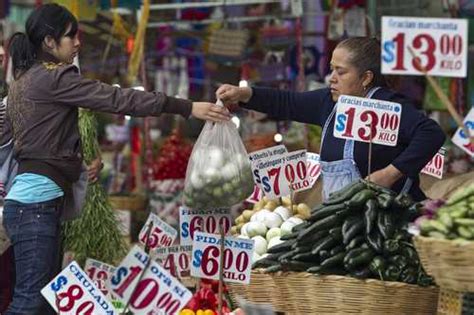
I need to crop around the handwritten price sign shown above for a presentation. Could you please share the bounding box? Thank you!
[139,213,178,250]
[421,147,446,179]
[110,245,192,315]
[41,261,117,315]
[155,245,192,278]
[381,16,468,78]
[179,207,232,246]
[306,153,321,187]
[452,107,474,157]
[333,95,402,146]
[191,232,254,284]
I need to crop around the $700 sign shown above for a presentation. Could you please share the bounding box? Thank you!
[333,95,402,147]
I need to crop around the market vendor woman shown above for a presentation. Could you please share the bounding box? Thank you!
[2,4,230,315]
[217,37,445,202]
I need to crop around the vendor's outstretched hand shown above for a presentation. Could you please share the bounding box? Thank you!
[366,164,403,188]
[216,84,252,104]
[192,102,231,122]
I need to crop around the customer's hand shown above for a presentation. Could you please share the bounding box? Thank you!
[216,84,253,104]
[87,157,104,183]
[191,102,231,122]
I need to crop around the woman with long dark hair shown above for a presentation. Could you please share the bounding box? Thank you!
[2,4,230,314]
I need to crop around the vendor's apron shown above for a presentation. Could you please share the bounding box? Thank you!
[320,87,412,200]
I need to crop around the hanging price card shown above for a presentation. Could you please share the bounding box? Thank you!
[421,147,446,179]
[284,150,310,192]
[179,207,232,246]
[381,16,468,78]
[452,107,474,157]
[84,258,124,311]
[41,261,117,315]
[191,232,254,284]
[110,245,192,315]
[155,245,192,278]
[333,95,402,146]
[139,213,178,250]
[306,152,322,188]
[248,145,288,191]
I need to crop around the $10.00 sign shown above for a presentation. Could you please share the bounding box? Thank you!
[333,95,402,146]
[452,107,474,157]
[191,232,254,284]
[381,16,468,78]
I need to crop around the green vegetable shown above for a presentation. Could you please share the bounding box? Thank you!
[319,250,330,261]
[377,211,395,239]
[342,217,364,245]
[345,249,375,271]
[417,272,435,287]
[389,255,408,269]
[362,180,396,196]
[280,231,299,240]
[321,252,345,269]
[430,220,450,234]
[439,212,454,229]
[383,239,400,254]
[383,265,401,281]
[283,260,315,272]
[350,267,371,279]
[345,189,376,209]
[364,199,378,235]
[278,249,300,262]
[330,245,345,256]
[454,218,474,227]
[324,181,367,205]
[400,246,419,265]
[308,203,347,222]
[369,256,386,280]
[366,229,383,253]
[446,182,474,206]
[296,229,328,246]
[306,266,322,274]
[344,247,369,266]
[458,226,474,239]
[265,264,283,273]
[293,222,311,232]
[329,227,342,238]
[400,267,417,284]
[376,193,394,209]
[394,193,414,209]
[311,235,338,255]
[292,252,319,262]
[252,258,279,269]
[428,231,446,239]
[298,211,346,240]
[328,180,363,199]
[346,235,365,251]
[267,239,296,254]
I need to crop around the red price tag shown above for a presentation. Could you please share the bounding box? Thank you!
[333,95,402,147]
[306,152,321,188]
[191,232,254,284]
[179,207,232,246]
[155,245,192,278]
[421,147,446,179]
[381,17,468,78]
[284,150,311,192]
[452,107,474,157]
[139,213,178,250]
[110,245,192,315]
[41,261,116,314]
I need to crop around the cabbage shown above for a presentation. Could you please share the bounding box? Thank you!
[267,237,284,249]
[263,212,283,229]
[273,206,292,221]
[246,222,267,238]
[266,227,281,242]
[252,235,268,255]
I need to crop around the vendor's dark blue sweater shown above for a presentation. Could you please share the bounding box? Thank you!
[242,87,446,201]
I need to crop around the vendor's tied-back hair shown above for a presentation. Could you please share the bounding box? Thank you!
[8,3,78,79]
[337,37,388,88]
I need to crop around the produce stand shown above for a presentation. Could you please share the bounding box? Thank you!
[228,270,439,315]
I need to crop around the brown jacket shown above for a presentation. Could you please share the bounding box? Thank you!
[6,60,192,191]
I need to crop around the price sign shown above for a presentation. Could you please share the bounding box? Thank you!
[333,95,402,146]
[155,245,192,278]
[110,245,192,315]
[421,147,446,179]
[452,107,474,157]
[248,145,288,191]
[306,152,321,187]
[84,258,125,311]
[381,16,468,78]
[191,232,254,284]
[139,213,178,250]
[41,261,117,315]
[284,150,310,192]
[246,184,263,204]
[179,207,232,246]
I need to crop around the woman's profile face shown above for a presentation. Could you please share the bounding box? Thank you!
[47,24,80,64]
[328,47,366,102]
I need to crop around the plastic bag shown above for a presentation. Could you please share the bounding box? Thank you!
[184,101,254,209]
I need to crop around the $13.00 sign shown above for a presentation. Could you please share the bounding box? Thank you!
[333,95,402,146]
[452,107,474,157]
[191,232,254,284]
[381,16,468,78]
[179,207,232,246]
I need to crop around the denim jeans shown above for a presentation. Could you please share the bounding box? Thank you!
[2,198,62,315]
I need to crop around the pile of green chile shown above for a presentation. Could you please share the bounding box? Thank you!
[420,183,474,240]
[253,179,434,286]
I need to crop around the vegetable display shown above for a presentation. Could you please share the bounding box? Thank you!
[420,182,474,240]
[252,180,434,286]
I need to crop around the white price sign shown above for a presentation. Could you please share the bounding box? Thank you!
[110,245,192,315]
[155,245,192,278]
[191,232,254,284]
[452,107,474,157]
[284,150,310,192]
[246,184,263,204]
[179,207,232,246]
[381,16,468,78]
[306,152,321,187]
[41,261,117,315]
[333,95,402,146]
[139,213,178,249]
[248,145,288,193]
[421,147,446,179]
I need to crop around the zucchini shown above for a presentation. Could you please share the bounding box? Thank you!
[329,227,343,239]
[298,211,345,241]
[324,182,367,205]
[345,189,376,209]
[362,180,396,196]
[311,235,338,255]
[278,249,299,262]
[328,180,363,199]
[329,245,345,256]
[265,264,283,273]
[292,252,319,262]
[267,239,296,254]
[284,260,315,272]
[252,258,279,269]
[364,199,378,235]
[345,235,365,251]
[320,252,345,269]
[376,193,394,210]
[308,203,347,222]
[345,249,375,271]
[296,229,328,247]
[280,231,299,240]
[342,217,365,245]
[293,221,311,232]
